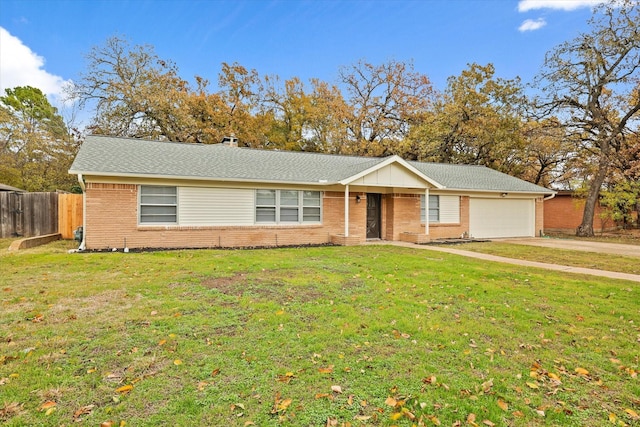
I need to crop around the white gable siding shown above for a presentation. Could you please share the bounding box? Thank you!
[178,187,254,225]
[352,163,426,187]
[439,195,460,223]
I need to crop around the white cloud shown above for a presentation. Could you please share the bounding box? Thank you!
[0,27,70,99]
[519,18,548,31]
[518,0,606,12]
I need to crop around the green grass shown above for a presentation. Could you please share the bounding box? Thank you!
[462,242,640,275]
[1,241,639,426]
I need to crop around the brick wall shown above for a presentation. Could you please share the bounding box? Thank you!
[544,193,616,233]
[85,184,370,250]
[419,196,471,240]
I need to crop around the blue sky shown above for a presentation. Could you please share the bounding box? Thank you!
[0,0,604,113]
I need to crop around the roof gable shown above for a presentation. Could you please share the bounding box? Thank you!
[339,156,443,189]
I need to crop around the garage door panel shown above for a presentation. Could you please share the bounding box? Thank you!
[470,198,534,238]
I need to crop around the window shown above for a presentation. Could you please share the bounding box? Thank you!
[256,190,321,224]
[420,194,440,223]
[140,186,177,223]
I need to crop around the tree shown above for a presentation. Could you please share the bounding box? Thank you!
[535,0,640,236]
[411,63,527,173]
[338,59,433,156]
[0,86,77,191]
[520,118,575,186]
[69,36,198,142]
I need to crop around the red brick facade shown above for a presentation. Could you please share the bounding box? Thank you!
[84,183,543,249]
[544,192,615,233]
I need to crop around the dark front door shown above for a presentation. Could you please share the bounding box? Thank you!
[366,193,381,239]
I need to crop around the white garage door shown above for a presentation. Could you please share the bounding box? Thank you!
[469,198,535,238]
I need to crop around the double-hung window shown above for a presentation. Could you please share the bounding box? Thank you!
[420,194,440,223]
[140,186,177,224]
[256,190,321,224]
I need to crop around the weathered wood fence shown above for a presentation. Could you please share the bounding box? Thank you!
[0,192,83,239]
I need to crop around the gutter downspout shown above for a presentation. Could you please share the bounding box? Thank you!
[77,174,87,251]
[543,193,556,201]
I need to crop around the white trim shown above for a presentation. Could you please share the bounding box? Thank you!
[424,188,429,235]
[344,185,349,237]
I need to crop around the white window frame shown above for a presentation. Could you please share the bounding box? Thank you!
[139,185,178,224]
[255,190,322,224]
[420,194,440,223]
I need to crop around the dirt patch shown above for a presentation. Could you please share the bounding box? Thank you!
[201,270,325,303]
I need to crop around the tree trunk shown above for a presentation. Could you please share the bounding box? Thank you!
[576,156,609,237]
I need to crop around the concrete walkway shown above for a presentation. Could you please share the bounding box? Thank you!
[501,237,640,257]
[370,240,640,283]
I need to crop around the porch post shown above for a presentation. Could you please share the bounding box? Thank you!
[424,188,429,236]
[344,185,350,237]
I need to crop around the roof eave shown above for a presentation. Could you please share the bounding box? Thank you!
[69,170,340,186]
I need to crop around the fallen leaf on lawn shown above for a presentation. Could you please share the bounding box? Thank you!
[625,408,639,419]
[536,409,545,417]
[73,404,95,419]
[429,415,441,425]
[481,379,493,392]
[173,359,182,365]
[318,366,334,374]
[482,420,495,426]
[211,368,220,376]
[390,412,403,421]
[467,413,476,423]
[331,385,342,393]
[100,422,114,427]
[277,398,292,411]
[244,422,255,426]
[158,339,167,346]
[39,401,56,411]
[574,367,589,376]
[385,396,397,407]
[609,413,617,423]
[526,382,539,389]
[497,399,508,411]
[423,375,437,384]
[547,372,561,381]
[354,415,371,421]
[275,310,285,315]
[115,384,133,394]
[512,410,524,417]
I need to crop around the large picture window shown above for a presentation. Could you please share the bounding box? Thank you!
[140,186,177,224]
[256,190,321,224]
[420,194,440,223]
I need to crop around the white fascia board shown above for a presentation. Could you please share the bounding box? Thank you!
[338,155,445,189]
[71,171,339,186]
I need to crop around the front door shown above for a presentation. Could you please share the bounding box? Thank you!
[366,193,381,239]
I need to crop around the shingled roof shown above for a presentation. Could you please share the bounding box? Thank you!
[69,135,553,194]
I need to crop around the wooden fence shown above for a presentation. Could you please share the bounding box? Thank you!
[0,192,83,239]
[58,193,83,239]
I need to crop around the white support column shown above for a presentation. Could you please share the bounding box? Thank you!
[344,185,350,237]
[424,187,430,236]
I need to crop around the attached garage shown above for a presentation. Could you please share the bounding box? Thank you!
[469,198,535,238]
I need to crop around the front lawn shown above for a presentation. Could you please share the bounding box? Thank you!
[1,242,638,426]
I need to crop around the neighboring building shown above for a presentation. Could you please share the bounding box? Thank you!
[0,183,26,192]
[69,135,555,250]
[544,190,619,234]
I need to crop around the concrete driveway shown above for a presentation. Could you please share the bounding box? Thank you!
[500,238,640,257]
